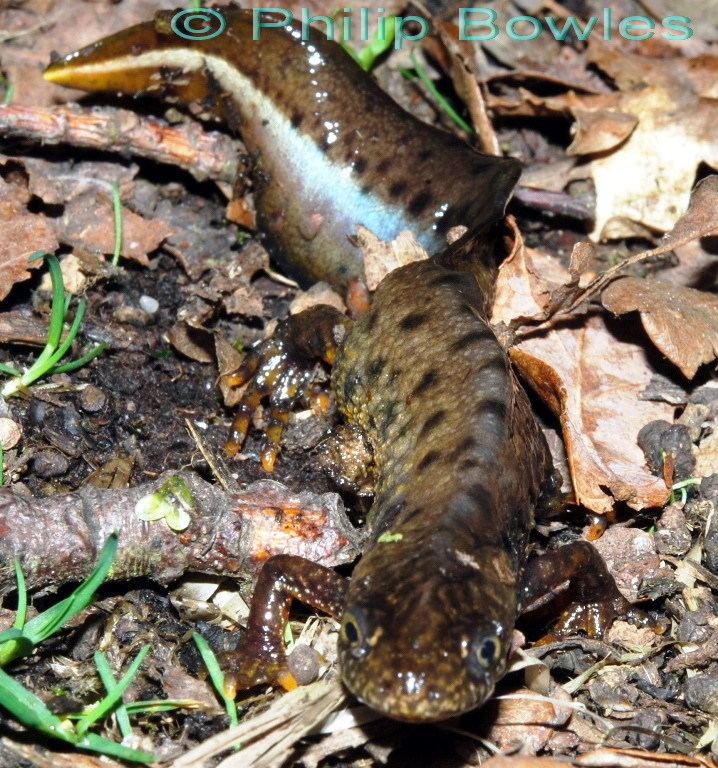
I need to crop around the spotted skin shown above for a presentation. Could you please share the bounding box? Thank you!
[331,254,550,719]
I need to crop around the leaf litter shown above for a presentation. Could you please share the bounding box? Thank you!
[1,0,718,766]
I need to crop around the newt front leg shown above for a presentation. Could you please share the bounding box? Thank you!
[520,540,649,637]
[219,555,348,695]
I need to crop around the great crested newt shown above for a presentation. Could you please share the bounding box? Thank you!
[45,8,637,722]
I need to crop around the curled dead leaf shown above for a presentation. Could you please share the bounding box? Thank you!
[290,282,345,315]
[509,316,672,514]
[357,226,428,291]
[0,174,59,301]
[602,277,718,379]
[568,107,638,156]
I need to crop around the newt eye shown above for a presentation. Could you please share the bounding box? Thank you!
[339,612,363,647]
[475,636,501,668]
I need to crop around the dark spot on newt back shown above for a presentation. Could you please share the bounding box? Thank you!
[410,369,438,399]
[389,180,408,199]
[366,357,386,380]
[418,409,447,440]
[418,449,442,471]
[477,357,508,376]
[354,157,367,175]
[376,158,392,174]
[451,436,478,459]
[417,148,433,161]
[476,398,509,436]
[399,312,429,330]
[430,272,468,289]
[408,190,432,216]
[450,328,496,353]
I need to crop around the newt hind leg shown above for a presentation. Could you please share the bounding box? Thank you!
[224,305,350,471]
[520,540,653,638]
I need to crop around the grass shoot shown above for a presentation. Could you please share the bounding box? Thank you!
[0,252,106,399]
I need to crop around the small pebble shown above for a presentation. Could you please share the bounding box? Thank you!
[139,295,160,314]
[0,417,22,450]
[32,449,70,479]
[654,506,692,556]
[30,401,48,426]
[684,674,718,715]
[62,405,83,437]
[79,384,107,413]
[637,420,695,480]
[112,305,152,326]
[287,643,321,686]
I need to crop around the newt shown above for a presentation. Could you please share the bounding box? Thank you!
[45,9,637,722]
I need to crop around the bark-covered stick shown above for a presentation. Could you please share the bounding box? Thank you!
[0,103,241,184]
[0,472,361,595]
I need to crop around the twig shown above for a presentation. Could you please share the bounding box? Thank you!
[0,104,241,184]
[0,471,360,595]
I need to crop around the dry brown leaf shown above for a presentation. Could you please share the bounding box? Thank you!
[568,107,638,156]
[61,193,173,266]
[492,228,672,513]
[582,49,718,238]
[492,220,556,328]
[482,688,572,755]
[0,176,59,301]
[487,49,718,238]
[602,277,718,379]
[511,318,672,514]
[223,282,264,318]
[167,321,215,364]
[289,282,346,315]
[215,333,246,408]
[358,226,428,290]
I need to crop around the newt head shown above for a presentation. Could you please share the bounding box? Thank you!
[337,535,518,722]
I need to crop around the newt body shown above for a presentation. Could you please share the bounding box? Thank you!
[45,10,629,722]
[44,9,518,289]
[332,252,550,718]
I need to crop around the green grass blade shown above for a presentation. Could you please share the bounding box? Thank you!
[125,699,198,715]
[409,49,474,134]
[76,645,150,735]
[0,666,75,740]
[46,298,87,370]
[34,253,66,356]
[52,342,107,374]
[12,560,27,629]
[0,534,118,666]
[111,182,123,268]
[95,651,132,738]
[0,362,21,377]
[3,81,15,106]
[0,667,154,763]
[78,733,155,763]
[342,16,396,71]
[192,632,238,726]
